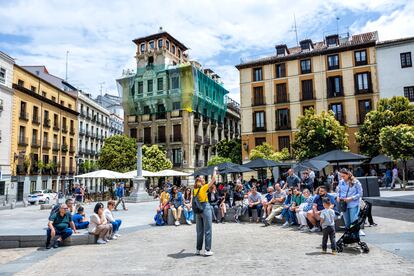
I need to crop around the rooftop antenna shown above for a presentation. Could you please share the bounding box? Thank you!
[65,51,69,81]
[336,17,340,35]
[293,13,299,46]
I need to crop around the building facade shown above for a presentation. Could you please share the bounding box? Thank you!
[117,31,240,174]
[236,32,380,161]
[109,113,124,136]
[0,51,15,204]
[376,37,414,102]
[11,65,78,200]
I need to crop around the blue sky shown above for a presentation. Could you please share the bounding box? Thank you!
[1,0,413,102]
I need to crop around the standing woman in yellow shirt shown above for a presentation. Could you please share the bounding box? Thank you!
[194,167,217,256]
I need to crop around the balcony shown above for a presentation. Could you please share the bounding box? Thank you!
[155,112,166,120]
[276,124,291,131]
[80,111,85,118]
[69,146,75,153]
[171,110,182,118]
[79,128,85,136]
[252,99,266,106]
[327,91,344,98]
[61,166,67,175]
[144,137,152,144]
[42,142,51,150]
[43,119,51,128]
[253,126,266,132]
[196,160,204,168]
[62,125,68,133]
[218,122,223,129]
[195,135,203,144]
[53,124,60,131]
[69,167,75,175]
[30,165,40,175]
[31,139,41,148]
[18,137,28,146]
[86,113,91,120]
[301,92,314,101]
[204,137,210,146]
[32,116,41,125]
[170,135,182,143]
[275,94,289,104]
[86,130,90,137]
[156,136,166,143]
[52,143,60,151]
[61,144,68,152]
[70,127,75,135]
[16,165,27,175]
[19,111,29,121]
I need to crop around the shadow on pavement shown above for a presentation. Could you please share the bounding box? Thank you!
[167,249,196,259]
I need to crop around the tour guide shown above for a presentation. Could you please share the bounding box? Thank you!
[193,167,217,256]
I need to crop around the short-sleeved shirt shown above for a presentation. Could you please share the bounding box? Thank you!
[313,194,337,211]
[194,184,209,203]
[72,213,84,225]
[160,191,170,205]
[248,192,262,203]
[287,174,301,188]
[272,190,286,205]
[291,193,305,206]
[320,208,336,229]
[49,212,72,231]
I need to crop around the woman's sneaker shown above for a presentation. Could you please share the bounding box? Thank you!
[114,232,121,237]
[175,220,180,226]
[275,214,283,220]
[301,226,310,232]
[97,239,107,244]
[110,235,118,240]
[310,227,320,233]
[205,250,214,256]
[282,221,290,228]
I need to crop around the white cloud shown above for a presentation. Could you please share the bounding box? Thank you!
[0,0,413,103]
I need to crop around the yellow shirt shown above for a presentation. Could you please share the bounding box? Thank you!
[160,191,170,205]
[193,184,209,203]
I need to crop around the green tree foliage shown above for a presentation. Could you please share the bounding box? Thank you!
[291,109,348,160]
[142,145,173,172]
[98,135,137,172]
[215,138,242,164]
[207,156,232,166]
[356,96,414,157]
[249,143,291,161]
[380,124,414,189]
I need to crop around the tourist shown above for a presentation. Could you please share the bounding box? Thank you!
[320,197,337,255]
[233,183,245,223]
[66,198,75,215]
[263,183,286,226]
[307,186,337,232]
[194,168,217,256]
[74,183,84,205]
[302,171,313,192]
[88,202,113,244]
[170,186,184,226]
[262,186,275,219]
[104,200,122,238]
[288,187,305,227]
[157,184,171,223]
[276,188,294,227]
[391,166,402,189]
[337,168,363,229]
[208,184,220,223]
[218,188,230,223]
[115,183,128,211]
[46,203,77,249]
[248,186,262,223]
[183,187,193,225]
[283,169,301,190]
[385,167,392,189]
[297,189,314,231]
[72,206,89,230]
[308,168,315,184]
[370,167,377,176]
[361,200,377,227]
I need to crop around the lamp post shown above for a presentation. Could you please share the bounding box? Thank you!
[126,142,152,202]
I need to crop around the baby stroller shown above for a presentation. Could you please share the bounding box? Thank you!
[336,200,370,253]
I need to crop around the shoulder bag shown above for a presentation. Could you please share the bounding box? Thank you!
[339,185,350,212]
[192,187,204,214]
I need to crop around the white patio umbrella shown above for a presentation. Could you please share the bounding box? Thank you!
[75,169,128,179]
[153,169,191,177]
[122,169,158,178]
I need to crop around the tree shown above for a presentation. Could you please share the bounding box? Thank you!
[142,145,173,172]
[291,109,348,160]
[207,156,232,166]
[249,143,291,161]
[98,135,137,172]
[356,96,414,157]
[215,139,242,164]
[380,125,414,189]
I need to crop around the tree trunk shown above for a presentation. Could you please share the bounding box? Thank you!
[402,160,407,190]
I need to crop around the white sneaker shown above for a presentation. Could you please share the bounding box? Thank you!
[187,220,192,225]
[110,235,118,240]
[204,250,214,256]
[310,227,320,233]
[275,214,283,220]
[282,222,290,228]
[301,226,310,232]
[195,250,201,255]
[359,230,366,236]
[114,233,121,237]
[97,239,107,244]
[175,220,180,226]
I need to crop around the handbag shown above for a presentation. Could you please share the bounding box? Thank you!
[339,185,350,212]
[192,187,204,214]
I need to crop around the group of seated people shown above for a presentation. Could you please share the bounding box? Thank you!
[46,198,122,248]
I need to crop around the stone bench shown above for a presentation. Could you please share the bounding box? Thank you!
[40,204,53,210]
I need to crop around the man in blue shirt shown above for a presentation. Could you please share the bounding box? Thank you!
[307,186,337,233]
[72,206,89,230]
[115,183,128,211]
[283,169,301,190]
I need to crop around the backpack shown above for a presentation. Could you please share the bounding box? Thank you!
[154,211,165,226]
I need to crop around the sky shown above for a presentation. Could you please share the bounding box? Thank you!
[1,0,414,103]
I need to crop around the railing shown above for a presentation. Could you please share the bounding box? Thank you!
[53,124,60,131]
[69,127,75,135]
[32,116,41,125]
[144,137,152,144]
[62,125,68,133]
[155,112,166,120]
[275,93,289,104]
[61,144,68,152]
[156,136,166,143]
[42,142,51,150]
[80,111,85,118]
[31,139,41,148]
[253,126,266,132]
[327,91,344,98]
[69,167,75,175]
[18,137,28,146]
[195,135,202,144]
[204,137,210,145]
[276,124,291,131]
[171,110,182,118]
[252,99,266,106]
[53,143,60,151]
[69,146,75,153]
[19,111,29,121]
[43,118,51,128]
[355,88,372,95]
[79,128,85,136]
[170,135,182,142]
[301,92,314,101]
[173,162,182,168]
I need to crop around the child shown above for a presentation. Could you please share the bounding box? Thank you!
[320,197,337,255]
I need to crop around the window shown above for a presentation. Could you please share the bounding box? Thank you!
[18,79,24,86]
[327,76,343,97]
[178,49,181,59]
[275,63,286,78]
[51,96,56,102]
[140,43,145,53]
[138,81,143,94]
[276,109,290,130]
[253,86,264,106]
[149,40,154,49]
[0,67,5,83]
[143,106,150,114]
[171,45,176,55]
[330,103,345,124]
[275,83,288,103]
[157,78,163,91]
[354,72,371,94]
[172,102,181,110]
[33,106,39,123]
[166,40,170,51]
[404,86,414,102]
[171,76,179,89]
[400,52,412,68]
[255,137,266,147]
[253,111,265,130]
[157,126,166,143]
[31,86,36,92]
[253,67,263,81]
[60,100,64,106]
[326,36,338,47]
[278,136,290,151]
[301,79,313,100]
[172,149,182,165]
[300,59,311,74]
[358,99,372,124]
[354,50,367,66]
[147,79,153,92]
[157,39,163,49]
[41,91,46,97]
[144,127,151,143]
[19,126,25,142]
[327,54,339,70]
